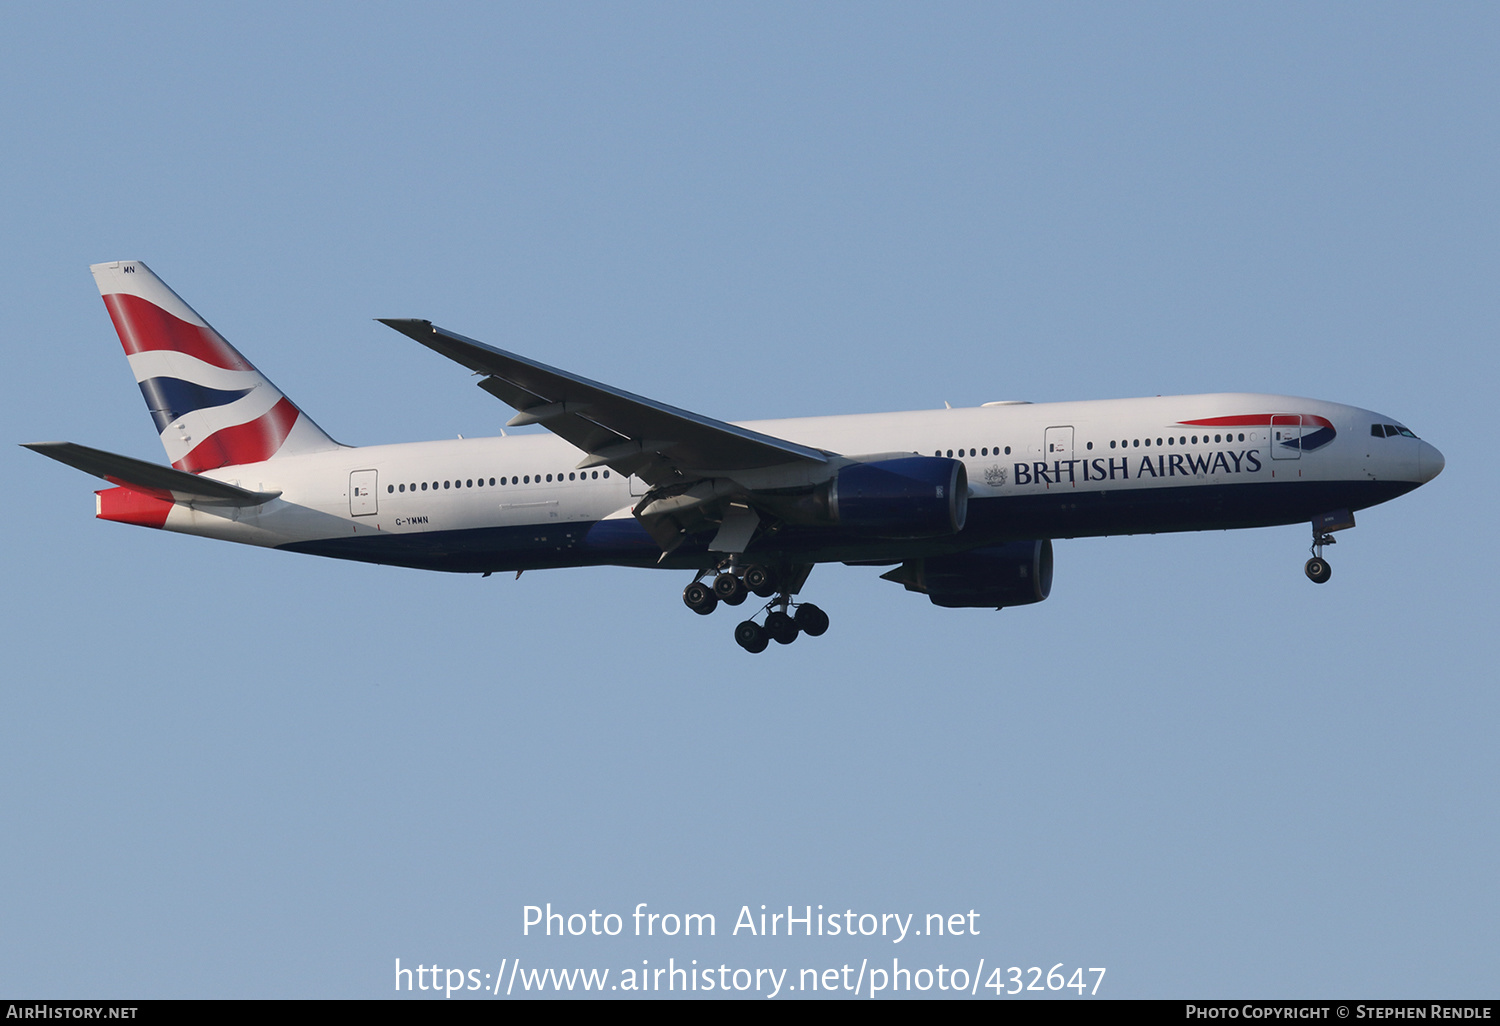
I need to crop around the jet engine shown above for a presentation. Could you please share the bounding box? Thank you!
[752,456,968,538]
[880,539,1053,608]
[826,456,968,537]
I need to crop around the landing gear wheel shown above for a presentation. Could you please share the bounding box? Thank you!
[734,620,768,653]
[744,565,778,598]
[713,572,748,606]
[764,610,799,645]
[794,603,829,637]
[683,581,718,614]
[1305,557,1331,584]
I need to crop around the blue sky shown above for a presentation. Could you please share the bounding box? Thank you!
[2,3,1495,998]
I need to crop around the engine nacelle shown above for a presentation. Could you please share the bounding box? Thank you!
[828,456,968,538]
[881,539,1053,608]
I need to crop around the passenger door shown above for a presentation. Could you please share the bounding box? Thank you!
[1045,425,1074,461]
[1271,415,1301,460]
[350,470,378,515]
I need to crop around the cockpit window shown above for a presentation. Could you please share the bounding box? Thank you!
[1372,424,1385,437]
[1395,426,1418,438]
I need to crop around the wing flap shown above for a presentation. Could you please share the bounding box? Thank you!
[23,442,281,506]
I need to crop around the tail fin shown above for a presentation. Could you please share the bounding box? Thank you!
[91,260,341,472]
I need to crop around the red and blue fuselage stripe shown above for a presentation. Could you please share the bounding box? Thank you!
[1178,413,1337,452]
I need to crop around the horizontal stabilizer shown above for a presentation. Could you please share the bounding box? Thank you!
[22,442,281,506]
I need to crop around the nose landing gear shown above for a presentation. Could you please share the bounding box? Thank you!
[1303,509,1356,584]
[1305,529,1336,584]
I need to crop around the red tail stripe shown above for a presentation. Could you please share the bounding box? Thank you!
[103,292,254,372]
[174,397,301,472]
[1178,414,1333,429]
[96,487,172,529]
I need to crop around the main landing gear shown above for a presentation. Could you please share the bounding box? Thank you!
[681,563,828,652]
[1305,530,1335,584]
[734,600,830,653]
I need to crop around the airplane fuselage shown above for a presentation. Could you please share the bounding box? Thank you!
[104,391,1441,574]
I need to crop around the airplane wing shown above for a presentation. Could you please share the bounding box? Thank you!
[378,319,830,486]
[22,442,281,506]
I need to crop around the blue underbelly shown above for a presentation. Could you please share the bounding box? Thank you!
[277,478,1415,573]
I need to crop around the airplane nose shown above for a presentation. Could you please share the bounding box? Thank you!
[1417,440,1445,483]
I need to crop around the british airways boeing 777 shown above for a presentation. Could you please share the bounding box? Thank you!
[26,261,1444,652]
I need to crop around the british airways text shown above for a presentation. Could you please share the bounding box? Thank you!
[1013,449,1263,485]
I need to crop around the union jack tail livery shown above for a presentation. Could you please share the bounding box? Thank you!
[91,261,340,472]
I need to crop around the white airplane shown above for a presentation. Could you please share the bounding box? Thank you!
[28,261,1445,652]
